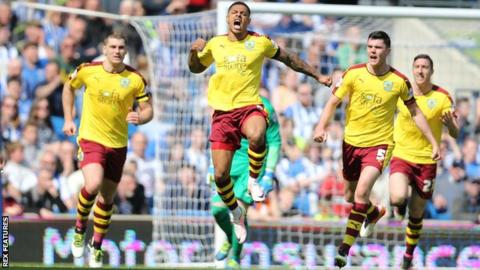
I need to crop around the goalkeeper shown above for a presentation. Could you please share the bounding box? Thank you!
[208,96,281,269]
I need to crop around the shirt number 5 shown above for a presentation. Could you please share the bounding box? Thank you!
[376,149,386,162]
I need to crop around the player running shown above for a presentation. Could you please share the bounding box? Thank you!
[63,32,153,267]
[313,31,439,268]
[389,54,458,270]
[209,96,281,269]
[188,1,331,244]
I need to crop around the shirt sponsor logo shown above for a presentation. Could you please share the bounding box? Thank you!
[383,81,393,92]
[120,78,130,88]
[245,40,255,51]
[427,98,437,109]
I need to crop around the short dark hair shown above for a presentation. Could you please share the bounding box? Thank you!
[22,41,38,51]
[413,54,434,71]
[368,31,391,48]
[228,1,251,17]
[104,31,128,45]
[7,76,22,85]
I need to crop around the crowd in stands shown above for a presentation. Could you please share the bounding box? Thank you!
[0,0,479,224]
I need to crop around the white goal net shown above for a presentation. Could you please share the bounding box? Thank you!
[131,11,217,264]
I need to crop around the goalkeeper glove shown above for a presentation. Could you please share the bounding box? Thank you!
[206,164,215,191]
[259,170,274,195]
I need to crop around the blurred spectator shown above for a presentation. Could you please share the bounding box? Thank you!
[433,158,466,219]
[324,121,343,159]
[452,176,480,221]
[166,141,186,178]
[42,11,68,52]
[4,77,30,122]
[133,1,146,16]
[306,37,337,76]
[163,164,209,215]
[63,161,85,213]
[56,36,79,82]
[35,61,65,138]
[0,25,19,91]
[127,132,163,211]
[316,174,347,220]
[283,83,322,148]
[142,0,170,15]
[164,0,189,15]
[269,15,313,36]
[3,142,37,194]
[67,16,99,63]
[336,26,367,70]
[1,96,22,142]
[305,143,338,182]
[455,97,472,143]
[115,172,146,214]
[35,61,63,114]
[425,194,451,220]
[84,0,112,48]
[4,76,22,102]
[56,141,80,210]
[113,0,143,61]
[250,0,281,33]
[185,127,208,177]
[0,2,17,32]
[263,37,287,93]
[149,21,180,81]
[21,168,68,217]
[27,98,58,145]
[21,42,46,100]
[463,137,480,177]
[20,121,40,168]
[15,21,49,62]
[276,142,316,216]
[271,69,299,114]
[6,58,22,80]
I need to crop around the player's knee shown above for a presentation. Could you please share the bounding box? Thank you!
[247,131,265,147]
[84,181,101,195]
[390,195,406,207]
[214,170,230,184]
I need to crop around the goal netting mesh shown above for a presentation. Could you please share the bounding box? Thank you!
[131,11,218,264]
[12,1,480,268]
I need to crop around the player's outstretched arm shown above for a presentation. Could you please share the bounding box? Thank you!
[313,94,341,143]
[62,82,77,136]
[441,111,459,138]
[188,38,208,74]
[406,101,440,160]
[273,47,332,86]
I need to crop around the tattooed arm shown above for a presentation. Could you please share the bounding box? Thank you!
[273,47,331,86]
